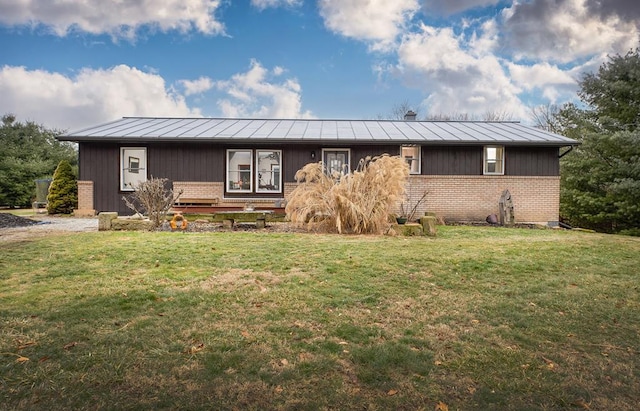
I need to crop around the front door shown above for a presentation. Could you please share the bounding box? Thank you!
[323,149,350,176]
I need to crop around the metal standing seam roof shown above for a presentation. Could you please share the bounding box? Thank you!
[60,117,579,146]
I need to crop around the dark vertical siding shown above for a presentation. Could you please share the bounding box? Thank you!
[423,146,483,175]
[506,147,559,176]
[79,143,124,213]
[282,145,401,182]
[79,141,561,213]
[283,145,320,182]
[351,145,400,168]
[148,143,224,181]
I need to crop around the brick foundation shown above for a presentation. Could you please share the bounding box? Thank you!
[171,176,559,225]
[402,175,560,225]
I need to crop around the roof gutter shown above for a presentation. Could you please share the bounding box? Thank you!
[559,146,574,158]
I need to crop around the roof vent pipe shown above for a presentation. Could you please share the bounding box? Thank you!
[404,110,417,120]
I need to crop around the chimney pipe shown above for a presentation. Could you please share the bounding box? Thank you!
[404,110,417,120]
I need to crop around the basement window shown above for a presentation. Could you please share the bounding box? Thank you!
[401,145,421,174]
[120,147,147,191]
[483,146,504,175]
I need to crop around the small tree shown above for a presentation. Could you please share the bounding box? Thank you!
[47,160,78,214]
[122,177,182,229]
[286,154,409,234]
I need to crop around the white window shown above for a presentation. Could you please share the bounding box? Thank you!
[120,147,147,191]
[322,149,350,177]
[226,149,283,194]
[256,150,282,193]
[227,149,253,192]
[401,145,421,174]
[484,146,505,175]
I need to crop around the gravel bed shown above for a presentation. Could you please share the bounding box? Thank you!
[0,213,99,242]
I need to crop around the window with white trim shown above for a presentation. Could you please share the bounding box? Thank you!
[401,145,421,174]
[227,149,253,192]
[120,147,147,191]
[226,149,283,194]
[322,148,350,177]
[483,146,504,175]
[256,150,282,193]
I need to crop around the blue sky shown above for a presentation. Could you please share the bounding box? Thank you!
[0,0,638,131]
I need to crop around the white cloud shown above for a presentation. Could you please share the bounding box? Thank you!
[251,0,302,10]
[0,65,200,131]
[214,60,314,119]
[396,24,527,118]
[423,0,500,16]
[0,0,225,40]
[507,62,576,91]
[318,0,419,50]
[507,61,579,104]
[179,76,214,96]
[501,0,638,63]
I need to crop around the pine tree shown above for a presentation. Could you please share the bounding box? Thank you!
[558,48,640,233]
[47,160,78,214]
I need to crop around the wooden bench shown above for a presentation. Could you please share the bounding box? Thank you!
[213,211,273,229]
[174,197,220,207]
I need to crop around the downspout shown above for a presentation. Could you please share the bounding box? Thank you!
[559,146,574,158]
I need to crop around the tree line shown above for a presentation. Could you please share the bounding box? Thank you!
[0,115,77,208]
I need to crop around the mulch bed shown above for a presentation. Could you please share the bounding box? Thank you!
[0,213,40,229]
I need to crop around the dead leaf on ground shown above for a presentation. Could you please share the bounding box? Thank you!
[571,398,591,409]
[186,343,205,354]
[63,342,77,350]
[16,356,29,363]
[435,401,449,411]
[387,389,398,396]
[17,341,37,350]
[541,356,556,370]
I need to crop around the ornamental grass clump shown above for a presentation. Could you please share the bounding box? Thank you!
[286,154,409,234]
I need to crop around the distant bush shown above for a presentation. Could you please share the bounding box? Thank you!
[286,154,409,234]
[46,160,78,214]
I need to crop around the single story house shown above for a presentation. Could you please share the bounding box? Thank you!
[59,114,578,225]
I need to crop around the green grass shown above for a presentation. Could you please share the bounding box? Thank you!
[1,227,638,410]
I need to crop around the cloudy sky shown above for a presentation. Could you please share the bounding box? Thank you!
[0,0,638,131]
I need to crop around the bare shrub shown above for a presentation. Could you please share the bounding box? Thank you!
[123,177,182,228]
[286,154,409,234]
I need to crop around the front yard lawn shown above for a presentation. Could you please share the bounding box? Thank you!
[1,226,638,410]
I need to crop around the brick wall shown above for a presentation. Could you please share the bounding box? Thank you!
[173,181,287,208]
[403,175,560,225]
[173,181,222,199]
[172,177,559,224]
[76,180,95,216]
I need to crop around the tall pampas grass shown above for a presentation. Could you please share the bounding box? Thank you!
[285,154,409,234]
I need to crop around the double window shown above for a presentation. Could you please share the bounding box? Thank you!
[401,145,421,174]
[227,149,282,193]
[483,146,504,175]
[120,147,147,191]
